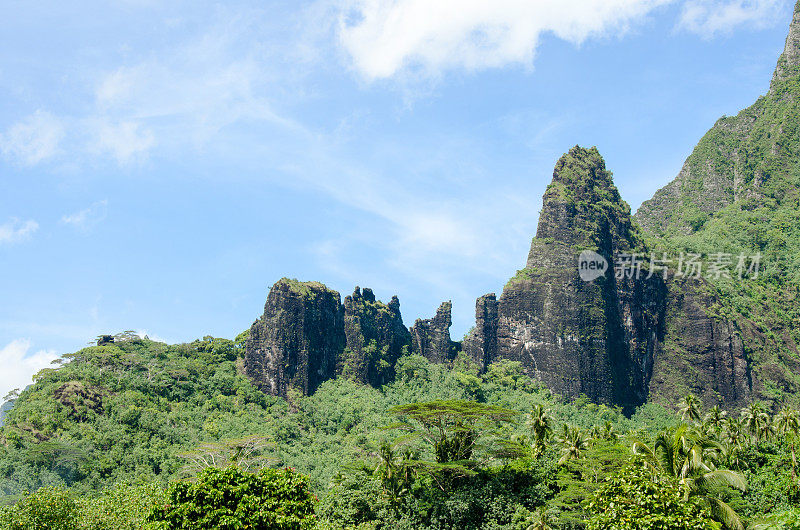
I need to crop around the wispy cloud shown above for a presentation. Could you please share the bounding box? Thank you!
[61,200,109,232]
[88,119,155,164]
[2,7,307,169]
[0,339,59,402]
[84,9,301,161]
[135,329,169,343]
[0,110,64,166]
[678,0,783,37]
[0,219,39,245]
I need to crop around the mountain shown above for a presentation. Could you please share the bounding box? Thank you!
[240,2,800,408]
[636,1,800,266]
[634,0,800,407]
[239,137,769,412]
[487,147,665,412]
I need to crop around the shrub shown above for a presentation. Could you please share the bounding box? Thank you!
[585,464,717,530]
[148,466,315,529]
[0,487,79,530]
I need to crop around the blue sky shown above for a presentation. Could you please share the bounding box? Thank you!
[0,0,795,397]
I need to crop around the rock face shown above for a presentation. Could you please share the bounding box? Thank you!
[341,287,411,387]
[648,278,751,407]
[245,279,411,397]
[493,146,666,411]
[462,293,498,371]
[245,279,345,397]
[245,3,800,407]
[635,0,800,237]
[410,301,460,363]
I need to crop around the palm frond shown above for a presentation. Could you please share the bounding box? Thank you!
[706,496,744,530]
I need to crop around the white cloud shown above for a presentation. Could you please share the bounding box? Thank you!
[0,339,59,403]
[0,218,39,245]
[678,0,783,37]
[61,200,108,231]
[336,0,789,80]
[0,110,65,166]
[337,0,673,80]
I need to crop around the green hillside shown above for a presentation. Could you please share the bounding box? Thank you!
[0,333,799,529]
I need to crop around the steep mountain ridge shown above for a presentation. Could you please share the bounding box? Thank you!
[634,0,800,407]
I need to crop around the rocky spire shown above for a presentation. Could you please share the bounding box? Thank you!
[462,293,498,371]
[244,280,411,397]
[341,287,411,387]
[770,0,800,91]
[496,147,664,412]
[244,279,345,397]
[410,301,459,363]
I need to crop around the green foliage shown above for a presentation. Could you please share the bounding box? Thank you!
[749,508,800,529]
[586,463,718,529]
[641,74,800,409]
[4,337,800,528]
[0,487,79,530]
[148,466,315,530]
[0,336,272,496]
[76,483,165,530]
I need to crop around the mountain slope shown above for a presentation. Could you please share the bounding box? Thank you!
[635,0,800,407]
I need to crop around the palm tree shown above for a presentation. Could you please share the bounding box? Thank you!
[602,420,618,442]
[527,508,554,530]
[679,393,702,424]
[759,416,776,443]
[589,424,602,442]
[703,405,727,435]
[724,417,744,446]
[721,417,745,470]
[633,424,746,530]
[373,441,415,507]
[775,407,800,478]
[526,404,552,456]
[741,402,769,443]
[557,425,589,464]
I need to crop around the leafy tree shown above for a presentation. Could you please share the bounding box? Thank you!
[586,463,718,529]
[511,505,555,530]
[388,400,517,491]
[76,483,166,530]
[749,507,800,529]
[148,466,316,530]
[389,400,516,463]
[0,487,79,530]
[177,435,275,474]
